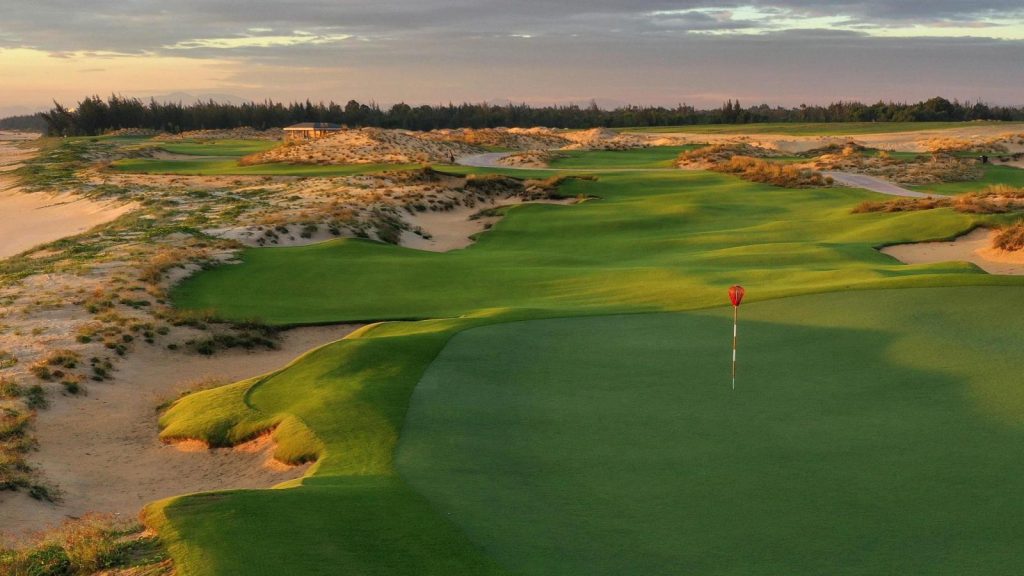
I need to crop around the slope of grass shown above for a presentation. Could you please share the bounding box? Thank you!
[110,158,419,177]
[622,121,1020,136]
[912,164,1024,196]
[158,140,278,157]
[396,287,1024,575]
[172,169,1016,325]
[147,314,519,575]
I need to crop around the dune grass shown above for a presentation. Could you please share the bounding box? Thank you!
[110,157,419,177]
[172,169,1015,325]
[622,121,1020,136]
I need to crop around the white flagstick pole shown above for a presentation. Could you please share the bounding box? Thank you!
[732,304,738,390]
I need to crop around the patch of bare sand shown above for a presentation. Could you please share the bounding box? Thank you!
[0,324,361,541]
[881,228,1024,275]
[401,198,577,252]
[0,134,138,259]
[0,189,138,259]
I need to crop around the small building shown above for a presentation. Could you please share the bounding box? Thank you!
[283,122,343,141]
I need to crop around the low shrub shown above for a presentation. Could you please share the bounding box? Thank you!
[0,514,169,575]
[713,156,830,188]
[994,221,1024,252]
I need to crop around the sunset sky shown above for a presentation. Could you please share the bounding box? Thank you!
[1,1,1022,116]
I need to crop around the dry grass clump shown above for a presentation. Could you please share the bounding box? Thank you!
[0,514,171,576]
[993,221,1024,252]
[799,142,867,157]
[713,156,832,188]
[923,136,1008,154]
[852,197,951,213]
[497,150,558,168]
[852,185,1024,215]
[952,184,1024,214]
[814,150,982,185]
[676,143,779,168]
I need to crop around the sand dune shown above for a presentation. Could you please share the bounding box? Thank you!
[0,324,361,541]
[0,133,137,259]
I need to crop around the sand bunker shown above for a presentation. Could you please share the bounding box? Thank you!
[0,324,361,540]
[881,228,1024,275]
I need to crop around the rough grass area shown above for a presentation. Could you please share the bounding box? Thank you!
[853,184,1024,215]
[0,515,170,575]
[712,155,831,187]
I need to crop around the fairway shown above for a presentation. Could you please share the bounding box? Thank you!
[397,288,1024,575]
[173,168,1010,325]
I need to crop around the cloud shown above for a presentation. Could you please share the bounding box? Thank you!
[165,31,353,50]
[0,1,1021,111]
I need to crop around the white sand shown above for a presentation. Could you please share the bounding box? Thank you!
[0,133,137,259]
[881,228,1024,275]
[402,198,576,252]
[0,324,361,541]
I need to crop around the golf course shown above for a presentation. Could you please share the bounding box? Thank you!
[147,145,1024,574]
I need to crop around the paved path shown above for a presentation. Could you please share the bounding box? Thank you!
[822,171,947,198]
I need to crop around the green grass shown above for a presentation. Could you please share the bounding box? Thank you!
[110,158,420,177]
[173,169,1016,325]
[547,145,700,169]
[912,164,1024,195]
[396,287,1024,575]
[147,315,517,575]
[155,157,1024,574]
[151,287,1024,574]
[159,139,278,157]
[622,121,1021,136]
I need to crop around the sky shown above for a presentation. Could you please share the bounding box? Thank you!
[1,1,1023,116]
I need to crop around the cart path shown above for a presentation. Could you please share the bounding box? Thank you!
[821,171,947,198]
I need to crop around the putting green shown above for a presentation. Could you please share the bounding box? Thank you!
[396,287,1024,575]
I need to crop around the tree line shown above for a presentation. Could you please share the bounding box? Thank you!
[0,114,48,132]
[13,95,1024,136]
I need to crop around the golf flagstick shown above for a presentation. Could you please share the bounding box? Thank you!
[732,305,738,390]
[728,285,745,390]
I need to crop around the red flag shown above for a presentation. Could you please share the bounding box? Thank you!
[729,285,745,307]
